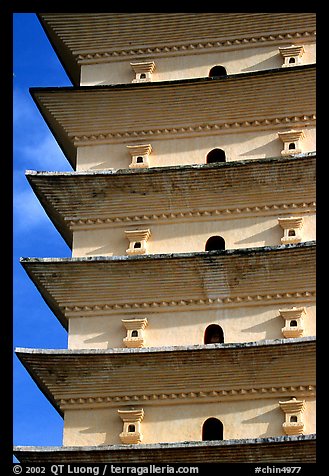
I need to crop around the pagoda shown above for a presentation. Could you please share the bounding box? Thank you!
[14,13,316,463]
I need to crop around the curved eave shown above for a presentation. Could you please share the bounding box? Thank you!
[30,86,77,170]
[26,154,316,249]
[37,13,78,87]
[26,170,72,248]
[14,434,316,463]
[15,337,316,418]
[36,12,316,88]
[20,242,316,331]
[30,66,316,170]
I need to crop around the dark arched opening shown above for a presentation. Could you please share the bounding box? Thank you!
[206,148,226,163]
[202,418,224,441]
[204,324,224,344]
[205,236,225,251]
[209,65,227,77]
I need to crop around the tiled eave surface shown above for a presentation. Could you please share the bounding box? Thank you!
[14,434,316,463]
[37,13,316,86]
[30,66,316,169]
[15,337,316,417]
[26,154,316,249]
[20,242,316,330]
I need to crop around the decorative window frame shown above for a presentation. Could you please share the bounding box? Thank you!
[279,306,306,338]
[278,216,303,244]
[118,408,144,444]
[130,61,155,83]
[127,144,152,168]
[278,129,305,156]
[279,45,305,67]
[279,398,305,435]
[122,317,148,348]
[125,229,151,255]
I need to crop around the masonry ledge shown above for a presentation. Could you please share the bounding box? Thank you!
[15,335,316,357]
[20,240,316,265]
[14,433,315,453]
[24,151,317,178]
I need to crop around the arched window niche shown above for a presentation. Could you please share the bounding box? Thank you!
[205,236,225,251]
[204,324,224,345]
[209,65,227,77]
[202,418,224,441]
[206,148,226,164]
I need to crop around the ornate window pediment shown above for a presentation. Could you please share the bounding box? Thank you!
[130,61,155,83]
[279,398,305,435]
[278,129,305,156]
[122,318,148,348]
[279,45,305,68]
[118,408,144,444]
[127,144,152,168]
[278,216,303,244]
[125,229,151,255]
[279,306,306,338]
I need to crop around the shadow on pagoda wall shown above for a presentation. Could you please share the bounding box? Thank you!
[234,225,280,246]
[241,406,282,437]
[240,315,279,339]
[144,48,282,78]
[149,220,282,245]
[240,55,282,73]
[84,244,114,257]
[241,138,279,157]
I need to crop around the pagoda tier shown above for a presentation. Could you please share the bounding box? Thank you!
[15,11,316,465]
[26,154,316,250]
[14,434,316,463]
[30,66,315,169]
[15,338,315,414]
[20,242,315,332]
[37,13,315,86]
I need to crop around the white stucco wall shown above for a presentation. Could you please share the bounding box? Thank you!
[71,214,316,258]
[80,43,316,86]
[75,127,316,171]
[67,303,316,350]
[63,397,316,446]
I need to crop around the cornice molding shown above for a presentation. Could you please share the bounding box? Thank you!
[63,290,315,317]
[72,113,316,146]
[66,201,316,231]
[58,384,316,411]
[75,30,316,64]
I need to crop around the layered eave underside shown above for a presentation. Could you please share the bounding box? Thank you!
[26,154,316,249]
[15,337,316,417]
[20,242,316,330]
[30,65,316,169]
[37,13,316,87]
[14,434,316,463]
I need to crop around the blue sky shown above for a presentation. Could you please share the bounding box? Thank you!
[13,13,73,451]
